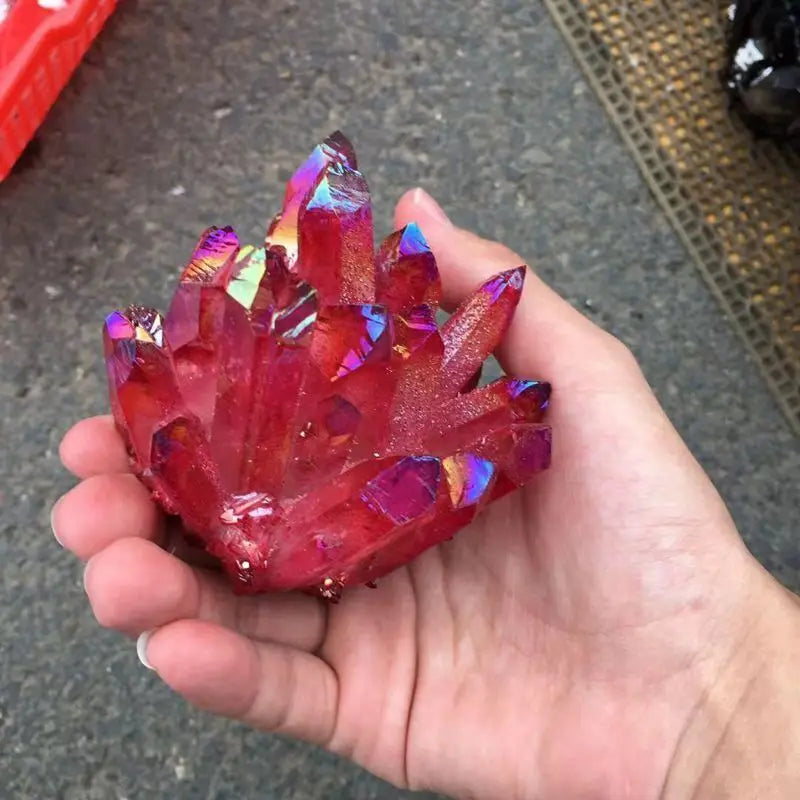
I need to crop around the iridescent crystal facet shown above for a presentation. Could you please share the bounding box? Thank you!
[103,132,552,598]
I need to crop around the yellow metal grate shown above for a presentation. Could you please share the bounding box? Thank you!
[543,0,800,433]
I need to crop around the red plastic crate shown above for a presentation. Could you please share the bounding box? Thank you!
[0,0,117,181]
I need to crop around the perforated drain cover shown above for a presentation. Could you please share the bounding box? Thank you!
[543,0,800,433]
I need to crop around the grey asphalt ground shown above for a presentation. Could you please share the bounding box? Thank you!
[1,1,798,798]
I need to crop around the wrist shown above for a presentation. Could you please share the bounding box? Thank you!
[663,569,800,799]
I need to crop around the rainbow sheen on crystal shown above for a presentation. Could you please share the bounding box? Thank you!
[103,132,552,598]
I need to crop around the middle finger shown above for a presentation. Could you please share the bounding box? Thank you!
[51,473,162,559]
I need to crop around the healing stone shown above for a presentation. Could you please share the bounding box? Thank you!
[103,132,552,598]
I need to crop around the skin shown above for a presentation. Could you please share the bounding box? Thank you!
[54,188,800,799]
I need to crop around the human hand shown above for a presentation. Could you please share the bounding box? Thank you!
[54,188,800,799]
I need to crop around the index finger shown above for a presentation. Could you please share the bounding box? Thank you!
[60,415,130,478]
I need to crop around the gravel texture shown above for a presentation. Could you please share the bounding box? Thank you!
[0,1,797,798]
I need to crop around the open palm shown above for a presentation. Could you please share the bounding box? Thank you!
[55,190,774,800]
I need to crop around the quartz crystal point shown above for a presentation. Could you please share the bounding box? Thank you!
[103,132,552,598]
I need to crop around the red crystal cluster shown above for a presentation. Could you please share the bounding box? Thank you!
[104,133,551,599]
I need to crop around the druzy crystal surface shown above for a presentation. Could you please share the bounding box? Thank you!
[103,133,552,598]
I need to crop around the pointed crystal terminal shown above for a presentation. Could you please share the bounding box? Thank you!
[394,304,439,357]
[443,453,496,509]
[103,133,551,597]
[360,456,441,525]
[226,245,267,311]
[376,223,441,313]
[297,162,375,304]
[181,226,240,284]
[266,131,357,267]
[104,306,181,468]
[439,267,526,396]
[423,376,551,454]
[310,304,392,380]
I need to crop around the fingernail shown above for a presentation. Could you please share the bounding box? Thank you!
[410,187,452,226]
[50,498,64,547]
[136,630,156,671]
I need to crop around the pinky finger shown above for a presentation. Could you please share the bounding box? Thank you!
[142,620,339,745]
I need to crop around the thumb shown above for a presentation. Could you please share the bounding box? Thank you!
[393,188,631,389]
